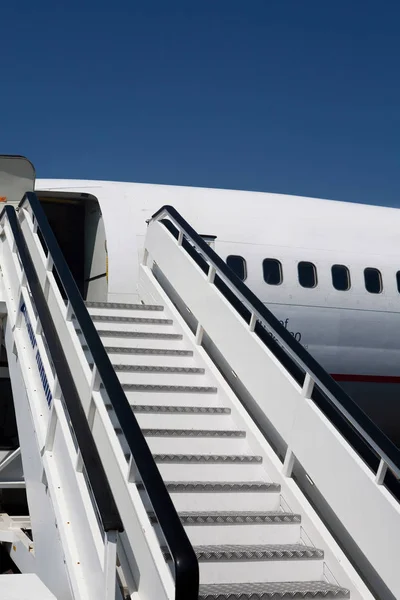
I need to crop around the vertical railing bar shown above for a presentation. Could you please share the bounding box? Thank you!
[249,312,257,332]
[375,458,388,485]
[104,530,118,600]
[302,372,315,399]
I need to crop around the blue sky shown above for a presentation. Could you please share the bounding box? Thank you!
[1,1,399,205]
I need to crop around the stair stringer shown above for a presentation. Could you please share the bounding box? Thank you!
[0,270,106,600]
[4,317,73,600]
[3,201,186,600]
[138,262,374,600]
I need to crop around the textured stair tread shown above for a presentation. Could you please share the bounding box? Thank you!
[104,346,193,356]
[85,301,163,311]
[141,429,245,438]
[129,405,231,414]
[150,511,300,524]
[153,454,262,463]
[163,544,324,561]
[90,364,204,374]
[107,404,231,415]
[155,481,281,492]
[78,329,182,339]
[198,581,350,599]
[90,314,172,325]
[111,364,204,374]
[119,383,217,393]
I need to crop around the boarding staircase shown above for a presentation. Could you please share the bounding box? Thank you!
[0,192,398,599]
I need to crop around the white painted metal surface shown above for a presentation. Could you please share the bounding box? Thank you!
[0,574,56,599]
[33,177,400,379]
[0,204,175,600]
[0,186,397,598]
[140,214,400,599]
[32,175,400,447]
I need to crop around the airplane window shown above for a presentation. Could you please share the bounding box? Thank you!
[263,259,282,285]
[298,261,317,288]
[332,264,351,291]
[397,271,400,293]
[226,255,247,281]
[364,268,382,294]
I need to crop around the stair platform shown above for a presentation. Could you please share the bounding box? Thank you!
[0,574,56,599]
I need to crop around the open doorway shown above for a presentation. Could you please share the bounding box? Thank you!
[36,192,107,301]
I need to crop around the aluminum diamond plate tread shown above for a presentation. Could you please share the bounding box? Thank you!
[119,383,217,393]
[90,315,172,325]
[198,581,350,599]
[85,301,163,311]
[163,544,323,561]
[154,481,281,493]
[111,364,204,374]
[129,405,231,414]
[104,347,193,356]
[153,454,262,464]
[141,429,245,438]
[149,511,300,525]
[78,329,182,340]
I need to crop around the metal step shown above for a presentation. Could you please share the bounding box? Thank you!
[85,301,164,311]
[113,367,211,388]
[164,543,323,562]
[130,405,231,414]
[111,364,204,374]
[117,383,217,394]
[198,581,350,599]
[151,510,302,545]
[159,481,280,493]
[93,321,175,334]
[149,454,265,481]
[141,429,245,438]
[154,511,300,525]
[90,315,172,325]
[104,347,193,356]
[152,454,262,464]
[96,347,196,366]
[103,346,193,356]
[79,329,186,349]
[139,481,282,516]
[106,404,234,429]
[130,407,235,430]
[123,427,247,454]
[164,543,325,583]
[78,329,182,340]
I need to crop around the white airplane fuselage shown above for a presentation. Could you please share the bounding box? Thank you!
[35,178,400,443]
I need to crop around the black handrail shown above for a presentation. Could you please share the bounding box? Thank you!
[151,205,400,480]
[4,206,122,532]
[18,193,198,599]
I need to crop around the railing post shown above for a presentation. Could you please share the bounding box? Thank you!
[375,458,388,485]
[195,323,204,345]
[104,530,118,600]
[207,265,216,283]
[90,365,101,396]
[65,300,74,322]
[142,248,149,266]
[302,372,314,399]
[43,255,54,300]
[249,312,257,332]
[15,290,26,329]
[44,401,58,453]
[35,317,43,336]
[282,448,295,477]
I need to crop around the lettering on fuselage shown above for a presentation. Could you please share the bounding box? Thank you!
[261,317,308,350]
[279,318,302,342]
